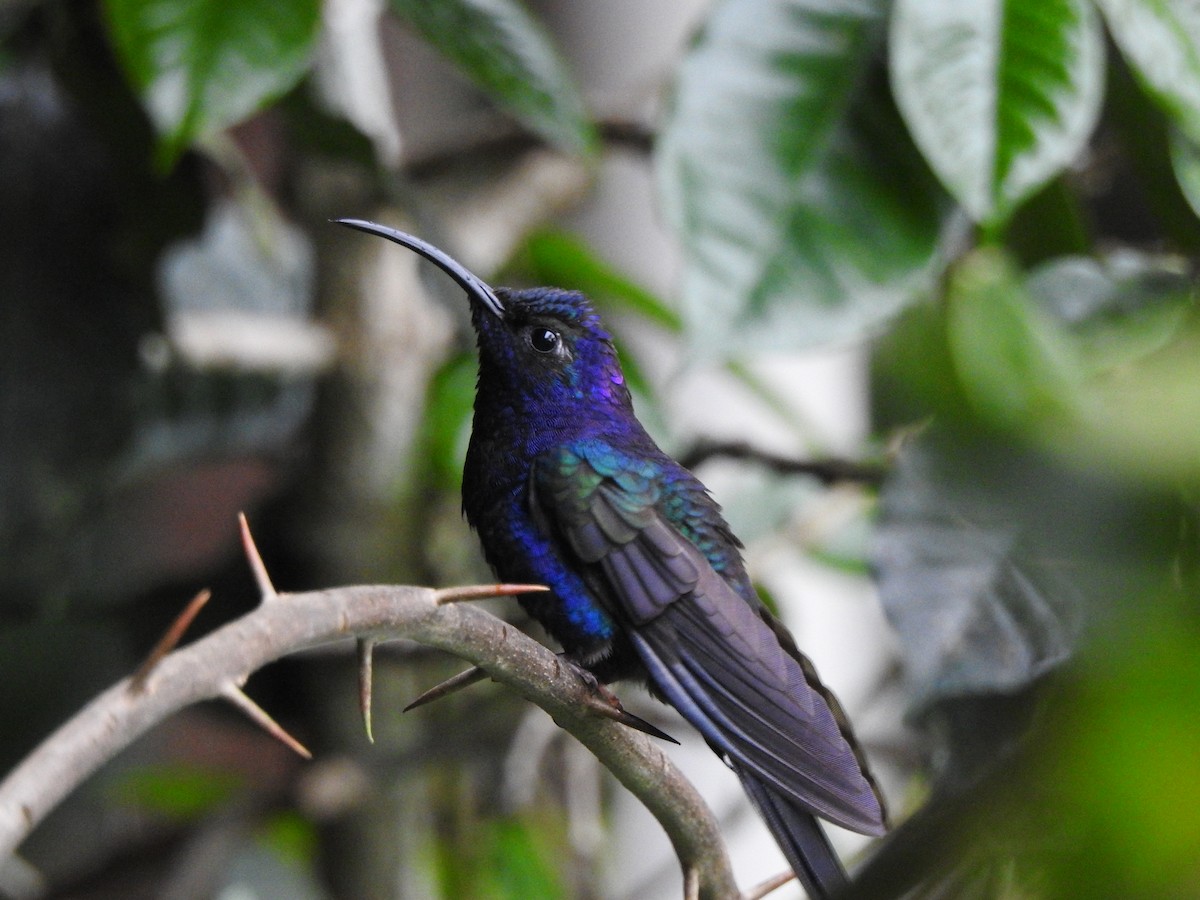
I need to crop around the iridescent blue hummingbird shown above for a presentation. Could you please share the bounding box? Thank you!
[338,219,886,897]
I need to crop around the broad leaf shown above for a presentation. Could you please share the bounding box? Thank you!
[420,352,477,489]
[1027,252,1193,374]
[946,249,1084,430]
[104,0,321,165]
[517,230,680,331]
[882,249,1200,481]
[1022,251,1200,481]
[872,296,1193,714]
[1079,317,1200,481]
[890,0,1104,226]
[1096,0,1200,143]
[389,0,595,156]
[657,0,944,356]
[872,436,1087,715]
[1171,129,1200,220]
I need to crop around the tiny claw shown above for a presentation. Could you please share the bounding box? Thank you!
[403,666,488,712]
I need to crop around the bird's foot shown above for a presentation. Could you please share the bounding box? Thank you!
[560,654,679,745]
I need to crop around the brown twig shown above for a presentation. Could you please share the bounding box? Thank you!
[679,440,888,487]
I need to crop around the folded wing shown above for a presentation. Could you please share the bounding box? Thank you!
[534,446,886,836]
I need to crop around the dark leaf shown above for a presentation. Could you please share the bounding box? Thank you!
[872,435,1087,716]
[104,0,321,165]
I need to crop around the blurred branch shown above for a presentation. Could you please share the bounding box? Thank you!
[680,440,888,487]
[0,524,742,900]
[406,116,656,180]
[596,119,655,155]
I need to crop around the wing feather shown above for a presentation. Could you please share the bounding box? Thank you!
[534,446,886,836]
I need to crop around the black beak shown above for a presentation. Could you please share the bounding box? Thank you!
[336,219,506,318]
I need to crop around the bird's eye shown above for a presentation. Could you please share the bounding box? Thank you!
[529,327,561,354]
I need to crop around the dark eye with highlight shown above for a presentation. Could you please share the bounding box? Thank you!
[529,327,561,354]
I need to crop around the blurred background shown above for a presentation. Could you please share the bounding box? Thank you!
[0,0,1198,898]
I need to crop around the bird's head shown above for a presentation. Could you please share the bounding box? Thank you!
[338,219,632,415]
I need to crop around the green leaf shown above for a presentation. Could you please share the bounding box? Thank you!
[436,811,568,900]
[420,352,478,489]
[946,249,1085,430]
[882,249,1200,482]
[517,230,680,331]
[890,0,1105,226]
[389,0,595,156]
[1026,252,1193,375]
[1039,613,1200,897]
[104,0,321,165]
[1078,316,1200,481]
[1019,251,1200,480]
[259,811,319,864]
[1171,129,1200,220]
[485,817,568,899]
[658,0,944,356]
[110,764,243,820]
[1095,0,1200,143]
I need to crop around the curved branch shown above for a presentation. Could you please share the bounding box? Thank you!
[0,580,740,899]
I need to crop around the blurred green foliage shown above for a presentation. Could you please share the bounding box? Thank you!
[109,763,245,821]
[435,812,570,900]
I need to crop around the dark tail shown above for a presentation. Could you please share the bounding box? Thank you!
[738,768,847,899]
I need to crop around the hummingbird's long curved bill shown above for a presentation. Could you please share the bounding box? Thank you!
[336,218,505,318]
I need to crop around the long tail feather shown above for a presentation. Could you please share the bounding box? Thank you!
[739,767,847,900]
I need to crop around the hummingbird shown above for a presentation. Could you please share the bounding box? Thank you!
[338,219,886,897]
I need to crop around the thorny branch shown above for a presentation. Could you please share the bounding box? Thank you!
[0,519,750,900]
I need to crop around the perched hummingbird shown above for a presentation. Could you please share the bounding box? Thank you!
[339,219,886,897]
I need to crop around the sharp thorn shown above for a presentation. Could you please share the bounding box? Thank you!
[358,638,375,744]
[586,699,679,744]
[403,666,488,712]
[221,683,312,759]
[743,869,796,900]
[560,657,680,744]
[239,512,278,601]
[432,583,548,605]
[129,589,212,694]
